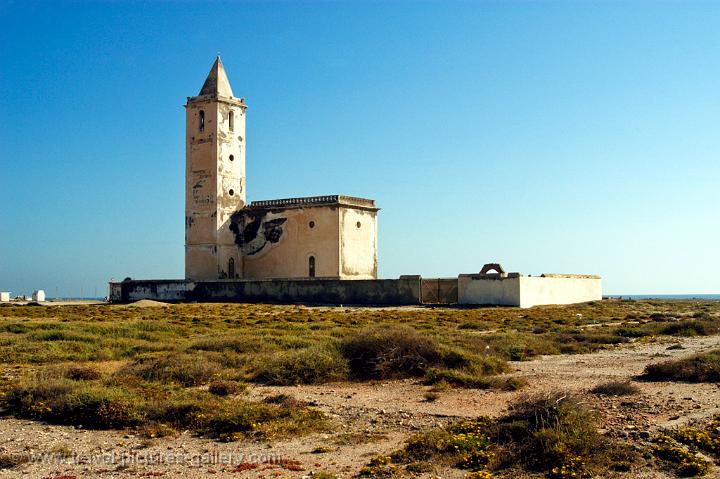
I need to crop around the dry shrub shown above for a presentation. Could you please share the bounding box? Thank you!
[58,364,102,381]
[425,368,525,391]
[3,376,324,440]
[341,326,509,381]
[262,393,309,408]
[341,326,442,379]
[208,380,245,396]
[590,380,640,396]
[423,391,441,402]
[0,452,29,469]
[139,421,176,438]
[643,350,720,383]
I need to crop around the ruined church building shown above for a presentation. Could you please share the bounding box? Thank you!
[109,58,602,307]
[185,57,378,282]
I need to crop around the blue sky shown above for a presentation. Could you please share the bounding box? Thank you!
[1,1,719,297]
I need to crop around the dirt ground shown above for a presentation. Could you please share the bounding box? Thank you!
[1,335,718,479]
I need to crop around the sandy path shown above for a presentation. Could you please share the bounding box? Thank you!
[1,336,718,479]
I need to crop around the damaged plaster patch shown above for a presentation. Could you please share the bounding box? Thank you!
[230,211,287,256]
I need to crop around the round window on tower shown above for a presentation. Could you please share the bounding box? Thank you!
[309,221,315,229]
[356,221,362,228]
[229,189,234,196]
[229,155,234,161]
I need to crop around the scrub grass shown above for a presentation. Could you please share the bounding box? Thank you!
[3,374,325,440]
[0,299,719,439]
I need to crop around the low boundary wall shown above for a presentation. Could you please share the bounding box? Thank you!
[109,277,422,305]
[109,273,602,307]
[458,273,602,308]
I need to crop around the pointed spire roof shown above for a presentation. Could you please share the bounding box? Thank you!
[199,56,234,97]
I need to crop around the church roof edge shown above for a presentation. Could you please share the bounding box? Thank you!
[247,195,378,211]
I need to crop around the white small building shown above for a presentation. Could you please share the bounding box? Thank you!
[32,290,46,302]
[0,292,10,302]
[458,264,601,308]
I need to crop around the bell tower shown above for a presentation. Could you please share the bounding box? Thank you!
[185,56,247,280]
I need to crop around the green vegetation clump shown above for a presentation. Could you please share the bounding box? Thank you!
[367,392,631,478]
[618,319,719,339]
[190,395,325,441]
[254,345,348,385]
[496,393,601,473]
[656,416,720,476]
[652,434,712,477]
[3,378,143,428]
[674,417,720,456]
[659,320,719,337]
[119,352,223,387]
[643,350,720,382]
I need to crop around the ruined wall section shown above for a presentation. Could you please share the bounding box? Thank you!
[109,277,422,305]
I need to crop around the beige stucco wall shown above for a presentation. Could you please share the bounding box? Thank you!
[339,208,378,279]
[240,204,378,280]
[458,274,601,308]
[242,206,341,279]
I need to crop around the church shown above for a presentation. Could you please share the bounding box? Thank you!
[185,57,379,281]
[109,58,601,307]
